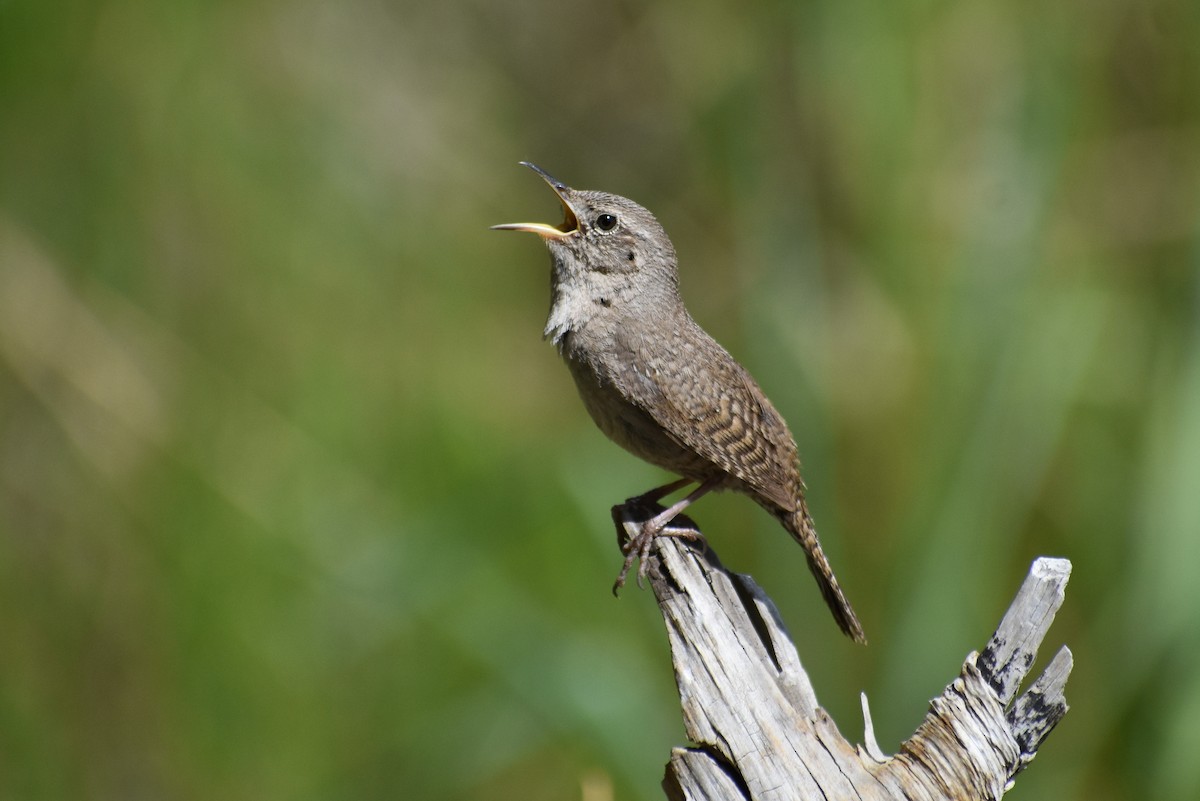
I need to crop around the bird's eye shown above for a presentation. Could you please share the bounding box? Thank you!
[595,213,618,231]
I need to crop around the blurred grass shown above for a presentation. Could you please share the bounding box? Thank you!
[1,0,1198,799]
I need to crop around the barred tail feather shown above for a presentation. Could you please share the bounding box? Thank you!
[779,502,866,644]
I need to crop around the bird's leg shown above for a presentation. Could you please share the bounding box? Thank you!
[629,476,693,505]
[613,476,722,594]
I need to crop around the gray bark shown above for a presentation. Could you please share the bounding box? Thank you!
[613,501,1072,801]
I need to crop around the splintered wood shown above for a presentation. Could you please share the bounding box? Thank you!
[614,504,1071,801]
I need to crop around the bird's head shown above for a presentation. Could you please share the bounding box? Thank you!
[492,162,679,299]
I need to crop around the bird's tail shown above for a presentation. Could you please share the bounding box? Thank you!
[776,500,867,644]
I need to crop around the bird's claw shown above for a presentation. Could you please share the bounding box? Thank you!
[612,517,704,596]
[612,520,658,595]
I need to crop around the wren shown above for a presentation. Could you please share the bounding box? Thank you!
[493,162,865,643]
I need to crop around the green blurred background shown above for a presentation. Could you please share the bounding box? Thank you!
[2,0,1198,799]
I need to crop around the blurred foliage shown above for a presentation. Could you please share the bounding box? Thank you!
[1,0,1198,799]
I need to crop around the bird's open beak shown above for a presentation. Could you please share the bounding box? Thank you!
[490,162,579,239]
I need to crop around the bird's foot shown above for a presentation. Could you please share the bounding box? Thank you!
[612,513,705,596]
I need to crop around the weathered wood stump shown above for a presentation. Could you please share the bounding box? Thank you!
[613,500,1072,801]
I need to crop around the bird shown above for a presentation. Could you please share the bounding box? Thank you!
[492,162,865,643]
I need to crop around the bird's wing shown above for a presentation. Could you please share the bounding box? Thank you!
[614,320,799,511]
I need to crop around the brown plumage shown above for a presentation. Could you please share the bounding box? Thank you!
[493,162,866,643]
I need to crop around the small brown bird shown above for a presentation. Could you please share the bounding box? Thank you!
[493,162,865,643]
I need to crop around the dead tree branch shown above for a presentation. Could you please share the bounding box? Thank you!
[613,500,1072,801]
